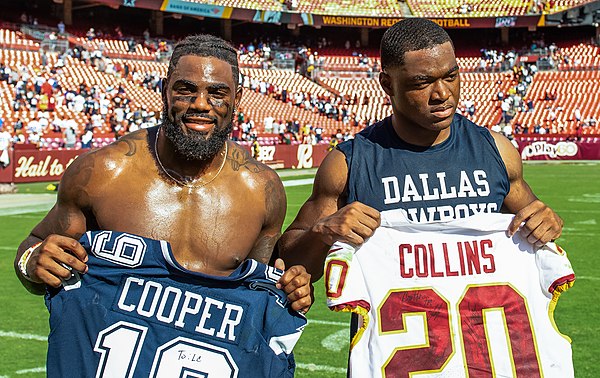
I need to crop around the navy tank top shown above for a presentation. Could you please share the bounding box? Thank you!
[338,114,509,222]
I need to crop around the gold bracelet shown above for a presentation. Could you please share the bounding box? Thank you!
[18,242,42,280]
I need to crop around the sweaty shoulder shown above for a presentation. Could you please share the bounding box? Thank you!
[224,141,285,221]
[225,142,281,188]
[60,128,152,196]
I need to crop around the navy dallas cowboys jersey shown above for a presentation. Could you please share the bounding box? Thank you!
[45,230,306,378]
[337,114,509,221]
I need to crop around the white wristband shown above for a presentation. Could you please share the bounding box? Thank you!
[18,242,41,280]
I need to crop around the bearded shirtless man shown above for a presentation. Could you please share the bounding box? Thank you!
[15,34,311,313]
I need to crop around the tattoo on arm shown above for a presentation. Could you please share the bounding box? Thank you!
[250,233,281,264]
[227,147,266,173]
[265,178,285,219]
[75,153,96,188]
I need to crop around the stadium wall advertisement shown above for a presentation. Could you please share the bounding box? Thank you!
[2,140,599,183]
[98,0,544,28]
[0,144,330,183]
[517,140,600,161]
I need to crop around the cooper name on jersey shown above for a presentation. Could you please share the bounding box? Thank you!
[381,169,498,222]
[114,276,245,344]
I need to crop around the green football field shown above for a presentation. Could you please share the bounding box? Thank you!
[0,162,598,377]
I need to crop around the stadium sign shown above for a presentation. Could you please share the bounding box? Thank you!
[318,16,473,28]
[521,141,578,160]
[93,0,544,29]
[14,155,76,179]
[160,0,231,18]
[0,148,81,183]
[517,139,600,161]
[0,144,330,183]
[308,15,542,28]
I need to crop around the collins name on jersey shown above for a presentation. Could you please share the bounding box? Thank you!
[325,211,575,378]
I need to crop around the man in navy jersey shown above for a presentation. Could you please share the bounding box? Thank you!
[277,18,563,281]
[15,34,312,313]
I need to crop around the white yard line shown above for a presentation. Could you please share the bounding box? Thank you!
[3,214,44,219]
[0,331,46,341]
[578,276,600,281]
[277,168,317,178]
[16,367,45,375]
[308,319,349,327]
[282,178,314,187]
[296,363,347,374]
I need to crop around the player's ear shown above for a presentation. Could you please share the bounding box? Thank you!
[161,78,167,103]
[234,85,242,110]
[379,70,394,97]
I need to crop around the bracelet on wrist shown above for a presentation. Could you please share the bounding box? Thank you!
[18,242,42,281]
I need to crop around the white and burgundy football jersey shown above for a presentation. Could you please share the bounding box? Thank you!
[325,211,575,378]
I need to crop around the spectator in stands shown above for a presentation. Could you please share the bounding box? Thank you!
[277,18,563,287]
[14,34,312,317]
[525,97,534,112]
[327,134,339,151]
[544,89,557,101]
[0,124,11,168]
[0,63,7,81]
[81,125,94,149]
[264,116,274,133]
[86,28,95,41]
[573,107,582,124]
[547,107,557,122]
[584,116,597,128]
[314,124,323,142]
[63,126,77,148]
[252,138,261,159]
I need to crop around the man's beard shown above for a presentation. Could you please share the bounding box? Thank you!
[161,108,233,161]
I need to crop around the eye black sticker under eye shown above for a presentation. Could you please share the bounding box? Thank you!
[211,98,226,107]
[173,95,196,103]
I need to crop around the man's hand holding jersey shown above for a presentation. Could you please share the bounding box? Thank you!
[507,199,563,247]
[311,202,381,246]
[21,234,88,287]
[275,258,313,314]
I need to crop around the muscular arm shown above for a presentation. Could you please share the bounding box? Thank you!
[277,149,380,281]
[246,168,312,313]
[247,171,287,264]
[14,153,92,294]
[492,132,563,245]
